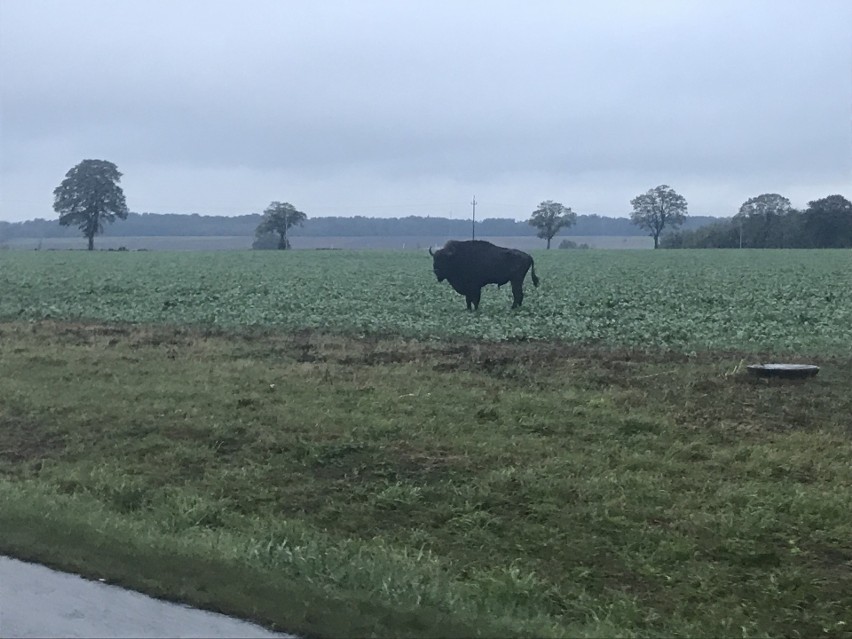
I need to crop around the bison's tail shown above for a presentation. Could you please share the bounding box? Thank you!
[530,259,540,287]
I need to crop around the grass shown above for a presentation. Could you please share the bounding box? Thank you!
[1,320,851,637]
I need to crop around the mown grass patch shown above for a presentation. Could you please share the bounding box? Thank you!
[1,321,851,637]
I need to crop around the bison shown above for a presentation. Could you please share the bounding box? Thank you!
[429,240,540,310]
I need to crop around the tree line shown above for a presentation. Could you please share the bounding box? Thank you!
[6,210,715,241]
[661,194,852,249]
[4,159,847,250]
[259,184,715,250]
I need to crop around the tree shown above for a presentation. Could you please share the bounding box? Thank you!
[557,239,589,250]
[528,200,576,249]
[630,185,688,248]
[660,220,740,249]
[255,201,307,249]
[251,232,279,250]
[53,159,129,250]
[734,193,792,248]
[803,195,852,248]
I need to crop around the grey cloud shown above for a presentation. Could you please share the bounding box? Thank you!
[1,0,850,222]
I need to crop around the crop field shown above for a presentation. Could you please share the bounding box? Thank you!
[1,248,851,353]
[1,248,851,638]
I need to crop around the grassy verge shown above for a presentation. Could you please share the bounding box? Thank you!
[0,481,507,638]
[1,321,851,637]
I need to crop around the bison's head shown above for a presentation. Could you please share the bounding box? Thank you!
[429,245,450,282]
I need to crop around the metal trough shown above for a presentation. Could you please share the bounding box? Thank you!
[746,363,820,379]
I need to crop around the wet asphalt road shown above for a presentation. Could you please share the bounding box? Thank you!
[0,556,291,638]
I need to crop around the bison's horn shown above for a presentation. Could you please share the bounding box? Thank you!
[428,246,434,256]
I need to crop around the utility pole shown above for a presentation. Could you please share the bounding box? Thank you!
[471,196,477,240]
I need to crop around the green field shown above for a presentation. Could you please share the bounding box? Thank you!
[1,249,851,638]
[1,249,851,353]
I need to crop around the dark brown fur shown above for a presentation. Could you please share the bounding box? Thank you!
[430,240,540,310]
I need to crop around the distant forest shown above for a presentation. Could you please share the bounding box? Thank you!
[662,195,852,249]
[0,211,720,241]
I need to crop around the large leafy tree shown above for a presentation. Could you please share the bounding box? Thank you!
[528,200,576,249]
[53,159,129,250]
[803,194,852,248]
[255,201,307,249]
[630,185,688,249]
[735,193,793,248]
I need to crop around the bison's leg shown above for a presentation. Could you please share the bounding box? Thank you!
[511,278,524,308]
[465,289,482,311]
[472,288,481,310]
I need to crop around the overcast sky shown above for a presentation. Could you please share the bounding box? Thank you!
[1,0,850,223]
